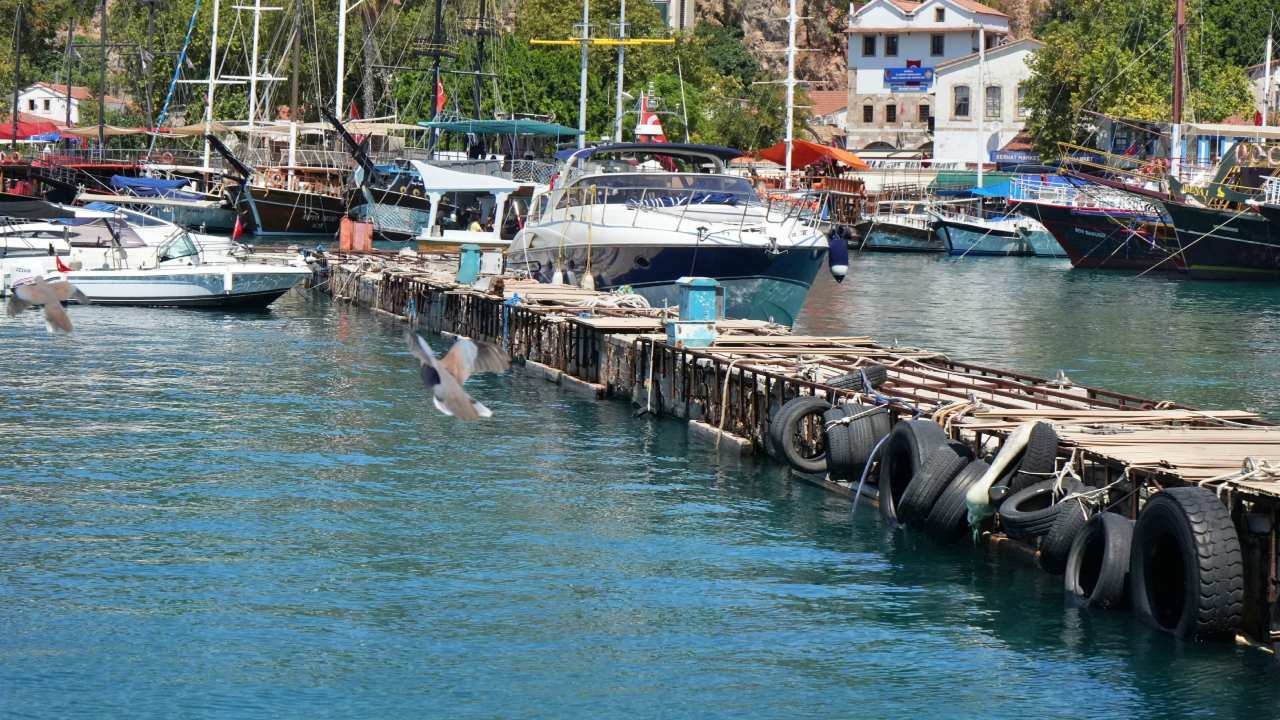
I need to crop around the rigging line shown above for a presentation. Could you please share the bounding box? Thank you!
[151,0,204,147]
[1135,204,1254,278]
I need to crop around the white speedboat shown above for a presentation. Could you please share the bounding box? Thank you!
[0,200,309,309]
[505,143,834,325]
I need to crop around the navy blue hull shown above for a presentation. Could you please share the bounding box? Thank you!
[1167,201,1280,280]
[513,245,827,325]
[1016,203,1183,272]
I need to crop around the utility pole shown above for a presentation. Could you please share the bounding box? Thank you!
[614,0,626,142]
[976,26,985,188]
[11,2,23,150]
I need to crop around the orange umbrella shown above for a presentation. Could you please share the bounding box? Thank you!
[754,139,869,171]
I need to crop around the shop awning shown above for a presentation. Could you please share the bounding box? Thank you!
[754,139,869,171]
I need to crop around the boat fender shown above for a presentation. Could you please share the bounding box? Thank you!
[161,152,175,164]
[828,227,850,283]
[965,421,1035,529]
[551,267,564,285]
[224,268,235,294]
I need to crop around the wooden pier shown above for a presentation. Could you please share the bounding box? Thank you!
[304,249,1280,648]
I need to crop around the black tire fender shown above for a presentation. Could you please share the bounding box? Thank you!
[824,403,891,481]
[1065,511,1133,609]
[1039,493,1093,575]
[898,441,974,526]
[771,396,831,474]
[1130,487,1244,640]
[925,459,991,542]
[999,478,1082,540]
[878,419,948,526]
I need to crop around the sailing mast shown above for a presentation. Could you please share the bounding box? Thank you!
[577,0,589,149]
[11,2,22,150]
[288,0,301,187]
[614,0,626,142]
[783,0,796,189]
[201,0,221,169]
[63,15,75,132]
[97,0,106,149]
[1170,0,1186,178]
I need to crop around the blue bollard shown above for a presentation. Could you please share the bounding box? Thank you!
[457,244,482,284]
[667,276,722,347]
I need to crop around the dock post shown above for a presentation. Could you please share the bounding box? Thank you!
[666,276,722,348]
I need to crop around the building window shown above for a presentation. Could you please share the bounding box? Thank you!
[931,34,945,56]
[919,102,931,122]
[985,85,1002,120]
[935,7,945,21]
[27,99,35,111]
[42,99,50,111]
[885,34,898,57]
[652,0,670,25]
[862,35,876,57]
[953,85,970,118]
[862,104,874,123]
[886,104,897,123]
[1016,83,1028,119]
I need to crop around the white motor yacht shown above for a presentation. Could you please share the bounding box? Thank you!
[505,143,835,326]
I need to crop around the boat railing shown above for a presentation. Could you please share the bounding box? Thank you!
[1010,175,1157,213]
[1262,176,1280,206]
[549,182,825,237]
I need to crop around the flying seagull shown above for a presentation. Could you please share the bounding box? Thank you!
[406,331,511,420]
[6,276,89,334]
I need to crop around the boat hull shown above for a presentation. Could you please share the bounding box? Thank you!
[241,186,346,238]
[66,265,311,308]
[935,220,1033,256]
[510,244,827,326]
[1166,201,1280,280]
[853,222,943,252]
[1015,203,1183,272]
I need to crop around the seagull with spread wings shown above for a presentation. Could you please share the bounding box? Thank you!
[406,331,511,420]
[6,276,89,334]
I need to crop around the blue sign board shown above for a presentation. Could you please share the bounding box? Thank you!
[991,150,1041,164]
[884,66,935,90]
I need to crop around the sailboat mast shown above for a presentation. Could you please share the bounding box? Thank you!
[429,0,444,119]
[289,0,301,187]
[202,0,221,169]
[98,0,106,149]
[248,0,262,128]
[577,0,589,149]
[783,0,796,190]
[614,0,625,142]
[336,0,347,117]
[64,15,75,131]
[1170,0,1186,177]
[11,2,22,150]
[472,0,487,119]
[1265,33,1273,128]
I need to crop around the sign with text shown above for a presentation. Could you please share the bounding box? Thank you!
[884,66,935,90]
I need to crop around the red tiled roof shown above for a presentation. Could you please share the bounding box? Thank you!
[883,0,1007,17]
[807,90,849,118]
[1,111,67,128]
[27,82,128,106]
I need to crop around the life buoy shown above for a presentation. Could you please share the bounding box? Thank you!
[161,151,175,164]
[7,151,19,162]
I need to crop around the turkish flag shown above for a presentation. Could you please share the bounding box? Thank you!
[54,255,71,273]
[232,215,245,241]
[435,79,448,114]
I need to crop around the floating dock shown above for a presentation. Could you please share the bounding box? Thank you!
[303,249,1280,648]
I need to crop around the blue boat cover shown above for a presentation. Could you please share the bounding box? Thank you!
[968,179,1012,198]
[111,175,203,200]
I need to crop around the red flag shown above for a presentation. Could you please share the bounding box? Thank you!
[54,255,71,273]
[435,79,448,114]
[348,100,361,121]
[232,215,245,241]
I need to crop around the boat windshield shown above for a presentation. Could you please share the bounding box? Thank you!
[158,233,199,263]
[559,173,759,209]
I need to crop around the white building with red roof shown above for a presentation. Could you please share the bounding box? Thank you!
[17,82,129,126]
[845,0,1012,152]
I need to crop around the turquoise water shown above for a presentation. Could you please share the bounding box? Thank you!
[4,257,1280,718]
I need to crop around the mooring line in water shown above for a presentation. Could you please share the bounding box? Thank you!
[1134,204,1253,278]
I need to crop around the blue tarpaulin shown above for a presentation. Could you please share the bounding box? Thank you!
[969,179,1012,198]
[111,175,203,200]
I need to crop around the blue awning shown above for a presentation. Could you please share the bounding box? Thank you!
[969,179,1012,198]
[111,174,203,200]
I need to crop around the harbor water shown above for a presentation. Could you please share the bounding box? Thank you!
[4,254,1280,717]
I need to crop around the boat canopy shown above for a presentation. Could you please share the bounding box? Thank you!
[555,143,744,163]
[0,200,115,220]
[418,119,582,137]
[756,139,870,171]
[408,161,520,194]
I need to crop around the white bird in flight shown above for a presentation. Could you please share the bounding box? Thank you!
[6,275,89,334]
[406,331,511,420]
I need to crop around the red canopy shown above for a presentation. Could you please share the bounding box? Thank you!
[755,139,869,171]
[0,114,63,141]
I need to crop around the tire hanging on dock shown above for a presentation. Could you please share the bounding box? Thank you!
[1039,494,1093,575]
[1129,487,1244,640]
[925,459,991,542]
[823,403,891,482]
[826,364,889,391]
[897,441,974,526]
[1007,422,1061,496]
[771,396,832,475]
[998,479,1083,540]
[1065,512,1133,609]
[878,419,948,527]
